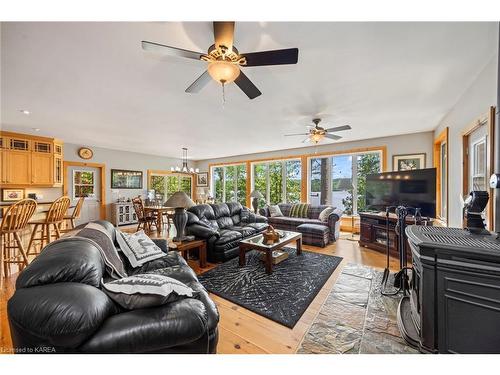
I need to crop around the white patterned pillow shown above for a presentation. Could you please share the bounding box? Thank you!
[268,205,283,217]
[319,207,334,222]
[116,230,166,268]
[102,273,194,310]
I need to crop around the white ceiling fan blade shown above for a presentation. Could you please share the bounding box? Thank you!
[302,137,311,143]
[325,125,351,132]
[285,133,309,137]
[324,134,342,141]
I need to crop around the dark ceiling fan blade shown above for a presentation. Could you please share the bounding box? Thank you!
[324,134,342,141]
[285,133,309,137]
[213,21,235,51]
[185,71,211,93]
[142,41,204,61]
[234,71,262,99]
[325,125,352,132]
[302,137,311,143]
[241,48,299,67]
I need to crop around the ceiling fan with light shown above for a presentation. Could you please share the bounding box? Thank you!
[142,22,299,100]
[285,118,352,144]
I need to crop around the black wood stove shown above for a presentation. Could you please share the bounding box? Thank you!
[399,225,500,353]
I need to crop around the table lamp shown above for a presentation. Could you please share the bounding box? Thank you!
[164,192,195,241]
[250,190,264,213]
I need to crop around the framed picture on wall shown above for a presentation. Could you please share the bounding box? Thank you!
[111,169,143,189]
[197,172,208,187]
[392,153,426,171]
[2,188,25,201]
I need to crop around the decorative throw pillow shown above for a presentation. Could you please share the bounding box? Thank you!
[290,203,310,218]
[319,207,335,222]
[268,205,283,217]
[116,230,166,268]
[102,273,194,310]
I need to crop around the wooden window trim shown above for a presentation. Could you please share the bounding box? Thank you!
[146,169,195,199]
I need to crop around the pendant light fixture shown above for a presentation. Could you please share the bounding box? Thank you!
[170,148,199,174]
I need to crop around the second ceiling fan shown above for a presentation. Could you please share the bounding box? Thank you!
[142,22,299,100]
[285,118,352,144]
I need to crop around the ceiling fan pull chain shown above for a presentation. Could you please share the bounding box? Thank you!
[222,81,226,107]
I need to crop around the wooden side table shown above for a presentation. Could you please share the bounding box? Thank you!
[170,239,207,268]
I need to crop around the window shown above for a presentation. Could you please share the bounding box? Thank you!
[73,170,95,199]
[148,172,193,202]
[309,152,381,215]
[251,159,301,205]
[211,164,247,205]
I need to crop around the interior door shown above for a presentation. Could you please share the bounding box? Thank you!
[67,166,101,225]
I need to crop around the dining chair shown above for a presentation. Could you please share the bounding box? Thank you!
[60,196,85,232]
[27,196,71,256]
[1,199,37,284]
[132,197,156,234]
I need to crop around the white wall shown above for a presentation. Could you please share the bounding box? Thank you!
[62,143,184,219]
[434,55,498,227]
[195,131,434,172]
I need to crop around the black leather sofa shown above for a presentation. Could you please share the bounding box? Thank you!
[185,202,268,262]
[7,221,219,354]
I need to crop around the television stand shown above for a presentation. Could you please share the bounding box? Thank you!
[358,211,433,257]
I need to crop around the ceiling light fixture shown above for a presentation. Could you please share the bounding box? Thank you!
[19,109,31,115]
[32,128,41,132]
[170,148,199,174]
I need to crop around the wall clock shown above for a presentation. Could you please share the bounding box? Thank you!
[78,147,93,160]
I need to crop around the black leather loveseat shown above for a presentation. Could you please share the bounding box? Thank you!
[185,202,268,262]
[7,221,219,354]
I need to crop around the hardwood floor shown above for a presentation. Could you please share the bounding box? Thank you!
[0,228,400,354]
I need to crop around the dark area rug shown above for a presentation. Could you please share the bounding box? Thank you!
[198,248,342,328]
[297,263,418,353]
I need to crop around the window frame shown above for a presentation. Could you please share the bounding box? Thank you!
[147,170,194,199]
[250,158,302,205]
[210,163,247,205]
[307,150,382,215]
[72,169,96,200]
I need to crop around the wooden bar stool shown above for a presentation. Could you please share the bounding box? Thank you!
[0,199,37,285]
[60,196,85,233]
[27,196,71,256]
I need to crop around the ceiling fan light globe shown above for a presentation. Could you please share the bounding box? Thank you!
[207,61,240,84]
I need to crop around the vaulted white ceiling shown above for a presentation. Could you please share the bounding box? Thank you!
[1,22,497,160]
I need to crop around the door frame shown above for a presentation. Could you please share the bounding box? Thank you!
[462,106,495,230]
[434,127,449,225]
[63,161,106,220]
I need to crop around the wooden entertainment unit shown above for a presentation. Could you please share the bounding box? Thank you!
[358,212,433,257]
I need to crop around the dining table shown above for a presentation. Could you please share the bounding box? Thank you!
[143,206,175,234]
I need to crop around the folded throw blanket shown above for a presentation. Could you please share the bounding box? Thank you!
[61,222,127,279]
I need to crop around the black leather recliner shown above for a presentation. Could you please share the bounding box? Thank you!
[7,221,219,354]
[185,202,268,262]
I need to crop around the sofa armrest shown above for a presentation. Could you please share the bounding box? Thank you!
[327,208,343,241]
[80,298,209,353]
[242,211,268,224]
[186,224,219,240]
[152,239,168,253]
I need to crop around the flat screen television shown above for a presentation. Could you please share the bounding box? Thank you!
[364,168,437,218]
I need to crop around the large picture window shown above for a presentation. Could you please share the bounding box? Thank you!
[211,164,247,205]
[251,159,301,205]
[309,152,381,215]
[149,172,192,202]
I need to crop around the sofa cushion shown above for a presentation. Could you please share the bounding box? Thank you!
[318,207,335,222]
[211,203,230,218]
[116,230,165,268]
[290,203,310,218]
[226,202,243,216]
[230,226,257,237]
[308,205,335,220]
[269,204,283,217]
[216,229,243,245]
[188,204,216,220]
[277,203,293,217]
[217,216,234,229]
[102,273,194,310]
[244,222,268,232]
[268,216,324,226]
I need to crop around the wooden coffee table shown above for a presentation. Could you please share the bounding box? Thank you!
[170,239,207,268]
[239,230,302,274]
